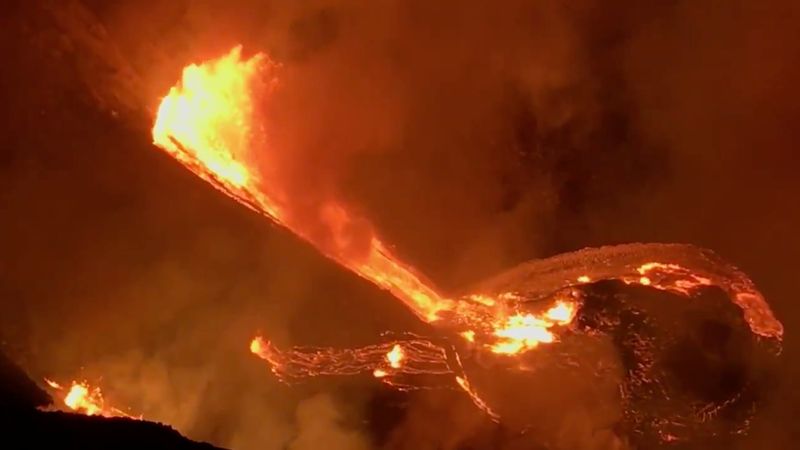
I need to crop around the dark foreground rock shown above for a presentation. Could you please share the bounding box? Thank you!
[0,410,223,450]
[0,351,223,450]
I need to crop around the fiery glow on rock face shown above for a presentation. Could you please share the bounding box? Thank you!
[43,379,138,419]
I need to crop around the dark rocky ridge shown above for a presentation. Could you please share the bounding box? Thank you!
[0,351,223,450]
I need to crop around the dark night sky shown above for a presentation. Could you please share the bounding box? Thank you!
[1,1,799,449]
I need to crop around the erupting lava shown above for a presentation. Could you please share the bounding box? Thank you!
[153,46,452,323]
[43,379,138,419]
[490,300,576,355]
[153,47,783,434]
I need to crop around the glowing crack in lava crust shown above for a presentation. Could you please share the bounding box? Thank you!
[152,47,783,442]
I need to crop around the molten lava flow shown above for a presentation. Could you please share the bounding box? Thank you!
[455,375,500,421]
[490,300,577,355]
[386,344,405,368]
[155,48,783,431]
[153,47,267,199]
[250,336,455,390]
[43,379,138,419]
[153,46,452,323]
[469,243,784,340]
[151,47,586,360]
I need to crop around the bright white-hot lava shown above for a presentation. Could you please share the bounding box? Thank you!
[44,378,138,419]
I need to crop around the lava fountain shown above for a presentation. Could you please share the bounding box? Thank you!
[152,46,783,443]
[43,378,139,419]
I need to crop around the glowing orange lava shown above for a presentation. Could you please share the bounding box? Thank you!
[152,46,453,324]
[43,379,138,419]
[490,300,576,355]
[152,46,578,363]
[155,47,783,430]
[386,344,405,368]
